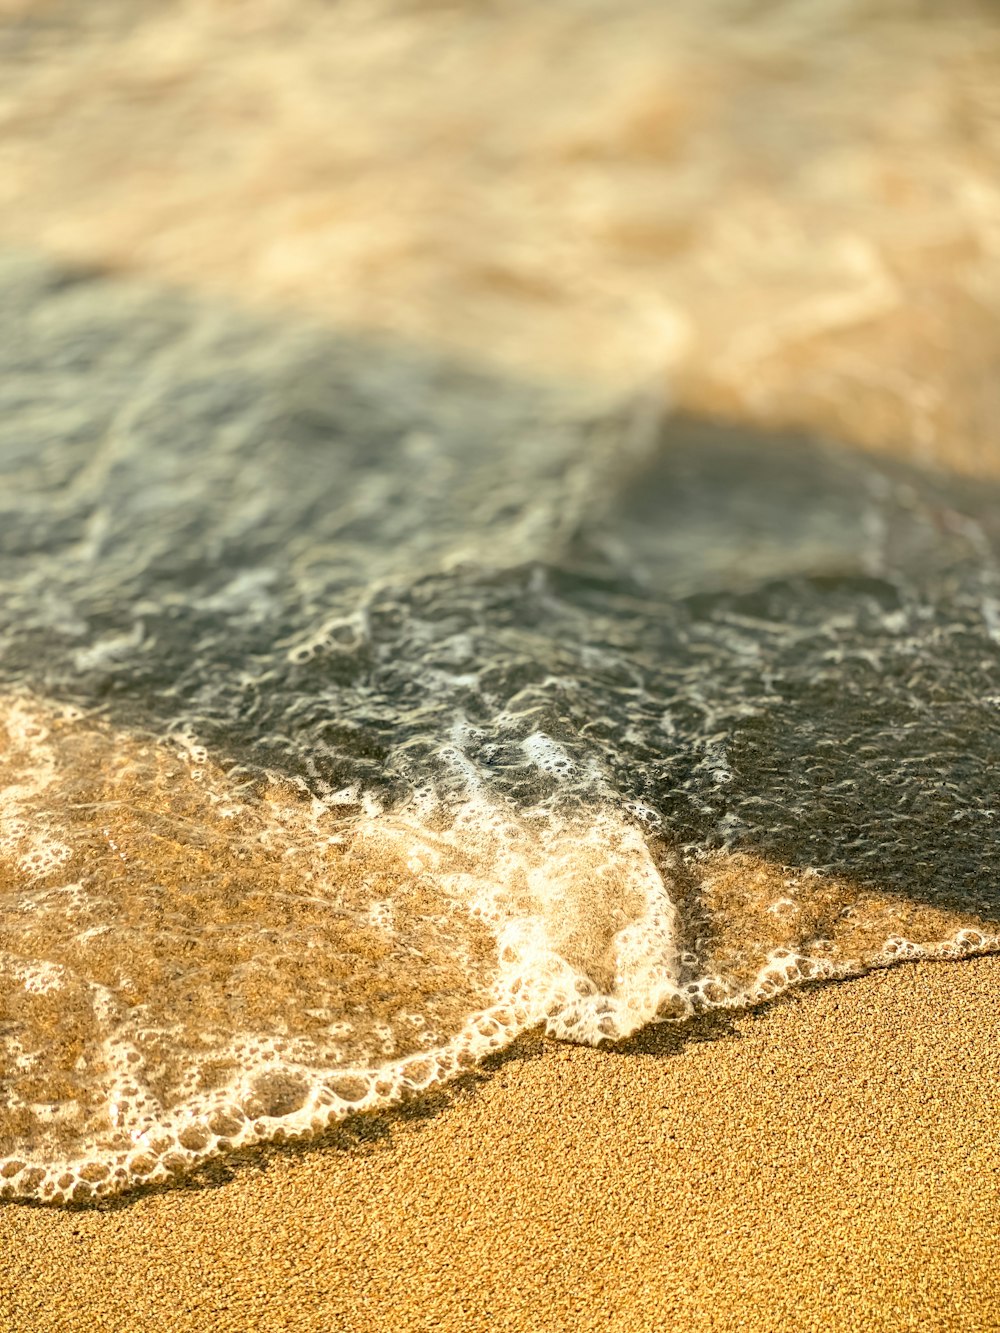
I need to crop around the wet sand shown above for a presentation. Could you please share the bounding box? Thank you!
[2,956,997,1332]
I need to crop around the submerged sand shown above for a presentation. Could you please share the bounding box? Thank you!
[2,956,997,1332]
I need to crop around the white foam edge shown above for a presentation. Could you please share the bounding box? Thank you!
[3,923,997,1204]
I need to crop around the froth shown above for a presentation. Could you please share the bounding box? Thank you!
[1,695,997,1204]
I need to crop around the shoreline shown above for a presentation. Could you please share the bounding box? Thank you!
[3,955,998,1332]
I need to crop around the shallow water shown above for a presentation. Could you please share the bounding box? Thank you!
[1,256,998,1202]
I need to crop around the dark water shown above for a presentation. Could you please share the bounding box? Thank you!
[1,254,998,1202]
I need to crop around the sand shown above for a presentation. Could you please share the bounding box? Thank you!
[2,956,998,1332]
[3,3,1000,1328]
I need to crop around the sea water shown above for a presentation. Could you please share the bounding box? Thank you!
[1,256,998,1202]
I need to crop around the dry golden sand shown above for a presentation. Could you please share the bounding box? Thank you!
[2,956,998,1333]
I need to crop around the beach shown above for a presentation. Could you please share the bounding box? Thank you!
[3,1,1000,1325]
[3,956,997,1332]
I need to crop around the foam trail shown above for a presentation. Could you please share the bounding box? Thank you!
[2,697,998,1203]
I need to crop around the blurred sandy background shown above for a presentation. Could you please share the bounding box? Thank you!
[2,0,999,473]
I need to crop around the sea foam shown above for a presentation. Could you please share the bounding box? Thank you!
[2,695,996,1204]
[3,259,1000,1203]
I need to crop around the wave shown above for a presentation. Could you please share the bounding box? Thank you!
[2,257,999,1201]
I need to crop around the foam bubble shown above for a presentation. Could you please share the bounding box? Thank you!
[1,695,997,1203]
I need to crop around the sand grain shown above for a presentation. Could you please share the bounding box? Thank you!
[2,957,997,1332]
